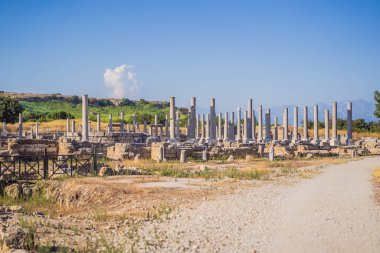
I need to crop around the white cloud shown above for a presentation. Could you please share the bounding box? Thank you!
[103,64,141,98]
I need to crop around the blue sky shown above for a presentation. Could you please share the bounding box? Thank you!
[0,0,379,111]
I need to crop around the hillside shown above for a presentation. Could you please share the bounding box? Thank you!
[0,92,184,124]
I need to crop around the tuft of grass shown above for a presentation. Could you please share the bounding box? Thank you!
[372,167,380,180]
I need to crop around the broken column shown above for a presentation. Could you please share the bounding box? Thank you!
[293,107,298,142]
[303,106,308,140]
[169,97,175,140]
[209,98,216,140]
[18,113,23,139]
[265,108,271,142]
[313,105,319,144]
[258,106,263,142]
[283,108,289,141]
[81,95,89,141]
[347,102,353,145]
[324,109,329,141]
[180,150,187,163]
[236,107,242,142]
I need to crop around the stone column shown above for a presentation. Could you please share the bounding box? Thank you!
[132,114,136,133]
[236,107,242,142]
[209,98,216,140]
[81,95,89,141]
[347,102,353,145]
[274,117,278,141]
[169,97,175,139]
[303,106,308,140]
[224,112,229,141]
[18,113,23,139]
[252,109,256,141]
[196,114,200,140]
[258,106,263,142]
[201,114,205,141]
[71,120,76,133]
[143,120,147,134]
[243,110,248,142]
[189,97,196,138]
[205,114,210,140]
[154,114,158,137]
[165,115,169,137]
[108,114,113,133]
[1,122,6,137]
[313,105,319,144]
[180,150,187,163]
[218,113,222,141]
[66,118,70,135]
[29,126,34,139]
[283,108,288,141]
[120,112,124,134]
[35,122,39,139]
[331,101,339,145]
[265,108,271,142]
[247,99,253,141]
[324,109,329,141]
[293,107,298,141]
[175,110,180,139]
[97,114,101,133]
[229,112,235,141]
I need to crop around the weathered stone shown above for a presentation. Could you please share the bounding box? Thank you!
[98,167,113,177]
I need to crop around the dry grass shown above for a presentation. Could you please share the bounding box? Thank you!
[373,167,380,205]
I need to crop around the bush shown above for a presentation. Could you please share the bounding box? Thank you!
[0,97,23,123]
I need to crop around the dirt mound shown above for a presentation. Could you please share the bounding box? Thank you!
[44,177,143,209]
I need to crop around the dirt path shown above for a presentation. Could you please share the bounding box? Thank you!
[139,157,380,252]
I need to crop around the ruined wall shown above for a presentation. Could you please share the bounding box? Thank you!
[107,143,151,160]
[7,139,58,156]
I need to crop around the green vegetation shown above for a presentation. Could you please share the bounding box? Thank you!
[0,96,23,123]
[18,99,190,125]
[306,118,380,133]
[375,90,380,119]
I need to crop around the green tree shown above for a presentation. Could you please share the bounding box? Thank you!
[0,97,23,123]
[374,90,380,119]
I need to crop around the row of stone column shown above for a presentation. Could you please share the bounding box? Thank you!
[176,96,353,145]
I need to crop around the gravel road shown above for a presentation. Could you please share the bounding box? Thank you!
[139,157,380,253]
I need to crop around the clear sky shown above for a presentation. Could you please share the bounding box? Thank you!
[0,0,379,111]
